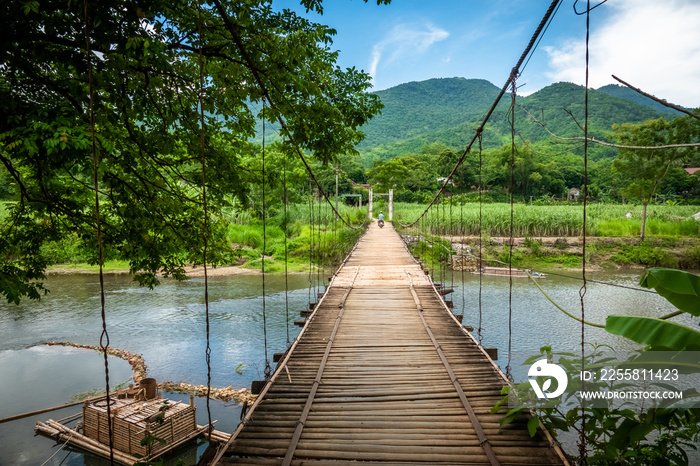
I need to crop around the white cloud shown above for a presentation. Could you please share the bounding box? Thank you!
[544,0,700,107]
[370,23,449,83]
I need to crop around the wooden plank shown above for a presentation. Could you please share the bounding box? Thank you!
[207,222,568,466]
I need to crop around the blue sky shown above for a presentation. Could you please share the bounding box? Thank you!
[275,0,700,107]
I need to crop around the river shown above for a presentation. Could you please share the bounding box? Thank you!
[0,269,695,465]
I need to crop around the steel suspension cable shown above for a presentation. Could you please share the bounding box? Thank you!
[404,0,562,227]
[197,0,213,436]
[84,1,113,461]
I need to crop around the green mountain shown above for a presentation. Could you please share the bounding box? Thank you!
[357,78,686,164]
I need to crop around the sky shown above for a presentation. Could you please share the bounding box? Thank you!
[274,0,700,108]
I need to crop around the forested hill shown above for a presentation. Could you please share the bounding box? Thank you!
[357,77,685,164]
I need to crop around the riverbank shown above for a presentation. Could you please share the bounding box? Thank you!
[410,235,700,271]
[47,263,265,276]
[43,234,700,276]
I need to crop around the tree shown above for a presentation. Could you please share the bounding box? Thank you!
[612,118,686,240]
[0,0,386,303]
[368,158,409,192]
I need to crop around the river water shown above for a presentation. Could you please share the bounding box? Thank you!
[0,269,695,465]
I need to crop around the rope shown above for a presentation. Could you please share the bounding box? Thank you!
[527,269,658,294]
[574,0,607,15]
[403,0,562,227]
[284,150,290,346]
[578,1,591,462]
[460,194,465,318]
[450,193,454,298]
[321,193,325,293]
[441,194,446,287]
[308,175,314,307]
[40,429,76,466]
[197,0,213,437]
[478,133,483,346]
[526,272,604,328]
[83,1,113,462]
[430,204,436,280]
[262,101,271,380]
[520,0,563,77]
[506,79,516,382]
[317,189,322,299]
[612,75,700,122]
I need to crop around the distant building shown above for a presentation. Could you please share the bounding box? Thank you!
[437,177,455,187]
[567,188,580,202]
[351,182,371,189]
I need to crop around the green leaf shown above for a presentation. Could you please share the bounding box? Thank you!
[605,315,700,351]
[640,268,700,316]
[527,415,539,437]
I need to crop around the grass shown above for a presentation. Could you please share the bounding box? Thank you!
[47,260,131,273]
[394,202,700,238]
[228,203,369,273]
[3,197,368,274]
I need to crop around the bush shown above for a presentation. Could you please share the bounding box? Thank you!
[609,243,677,267]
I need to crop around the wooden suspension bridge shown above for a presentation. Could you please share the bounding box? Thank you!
[202,222,569,465]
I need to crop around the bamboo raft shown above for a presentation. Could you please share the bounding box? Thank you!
[35,393,230,465]
[204,223,568,465]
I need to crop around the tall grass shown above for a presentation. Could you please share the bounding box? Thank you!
[394,202,700,237]
[227,202,368,271]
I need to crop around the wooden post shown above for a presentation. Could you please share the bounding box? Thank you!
[368,187,373,219]
[389,189,393,221]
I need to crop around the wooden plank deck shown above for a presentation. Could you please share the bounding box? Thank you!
[206,222,569,465]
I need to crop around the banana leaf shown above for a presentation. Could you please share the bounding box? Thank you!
[605,315,700,351]
[639,268,700,316]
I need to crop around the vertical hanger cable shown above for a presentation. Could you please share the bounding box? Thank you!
[84,1,114,462]
[261,100,271,380]
[197,0,213,435]
[578,0,591,461]
[506,79,517,382]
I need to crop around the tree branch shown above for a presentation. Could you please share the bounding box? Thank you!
[520,105,700,150]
